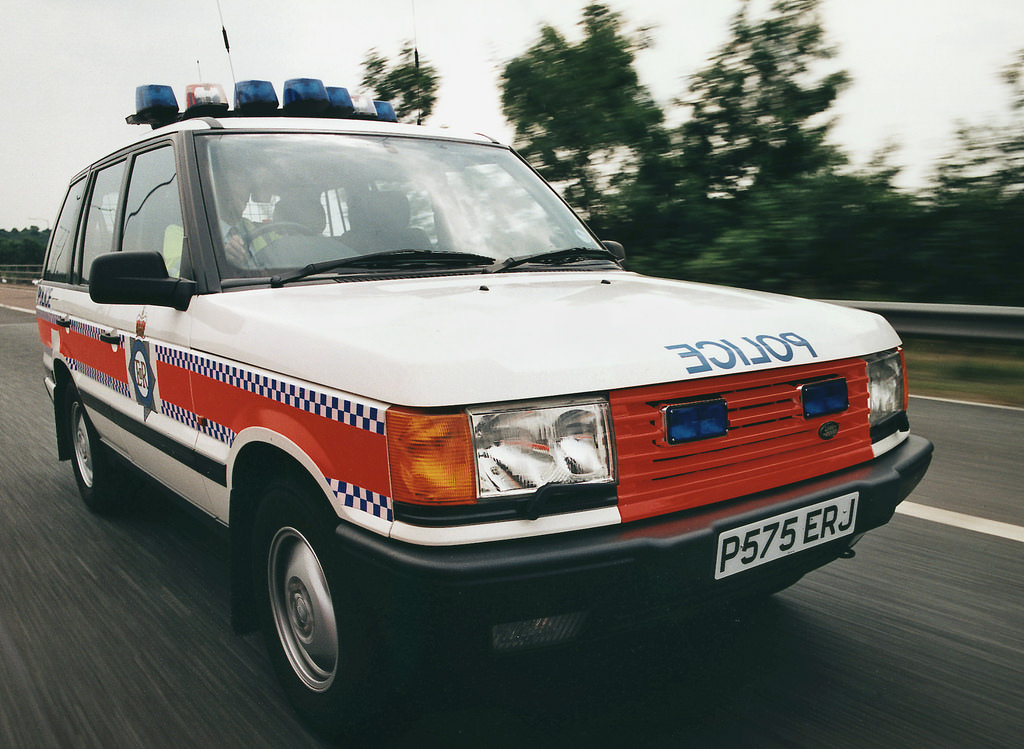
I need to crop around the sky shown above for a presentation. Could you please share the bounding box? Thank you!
[1,0,1022,230]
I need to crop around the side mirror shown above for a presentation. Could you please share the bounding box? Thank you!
[602,240,626,262]
[89,251,196,311]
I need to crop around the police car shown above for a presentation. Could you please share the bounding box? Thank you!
[37,78,932,734]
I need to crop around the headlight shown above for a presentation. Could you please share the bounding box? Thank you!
[865,349,906,428]
[471,400,615,498]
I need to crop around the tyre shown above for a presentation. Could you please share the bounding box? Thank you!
[65,382,122,514]
[252,477,382,738]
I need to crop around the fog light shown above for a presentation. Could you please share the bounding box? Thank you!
[491,612,587,652]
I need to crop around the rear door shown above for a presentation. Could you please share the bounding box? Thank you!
[48,142,215,515]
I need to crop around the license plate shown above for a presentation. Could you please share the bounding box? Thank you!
[714,493,859,580]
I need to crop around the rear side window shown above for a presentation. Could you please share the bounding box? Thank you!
[43,178,87,283]
[79,162,126,283]
[122,146,185,277]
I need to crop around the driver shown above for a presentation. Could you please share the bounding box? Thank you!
[214,167,283,269]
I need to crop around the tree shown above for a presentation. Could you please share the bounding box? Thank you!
[677,0,849,205]
[361,43,439,124]
[500,4,665,226]
[0,227,49,266]
[932,49,1024,199]
[920,49,1024,305]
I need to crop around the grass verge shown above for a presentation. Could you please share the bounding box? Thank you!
[902,337,1024,408]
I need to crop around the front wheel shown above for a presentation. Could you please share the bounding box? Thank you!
[266,525,339,692]
[252,478,382,737]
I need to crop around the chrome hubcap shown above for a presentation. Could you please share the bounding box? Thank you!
[71,401,94,487]
[268,527,338,691]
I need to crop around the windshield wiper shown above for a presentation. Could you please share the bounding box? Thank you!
[270,250,497,287]
[488,246,621,273]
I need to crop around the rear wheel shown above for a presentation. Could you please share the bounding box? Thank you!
[65,382,122,514]
[252,477,382,737]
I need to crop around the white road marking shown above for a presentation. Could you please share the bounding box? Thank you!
[0,302,34,314]
[896,501,1024,544]
[910,394,1024,413]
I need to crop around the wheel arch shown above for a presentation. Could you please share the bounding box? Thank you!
[52,359,75,461]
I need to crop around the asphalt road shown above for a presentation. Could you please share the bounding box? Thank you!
[1,303,1022,748]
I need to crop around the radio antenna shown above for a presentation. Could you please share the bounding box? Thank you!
[411,0,421,125]
[215,0,237,87]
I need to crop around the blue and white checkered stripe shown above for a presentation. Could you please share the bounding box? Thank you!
[155,345,386,435]
[37,308,59,326]
[69,319,115,343]
[68,357,131,399]
[161,400,197,429]
[199,417,236,445]
[326,479,393,522]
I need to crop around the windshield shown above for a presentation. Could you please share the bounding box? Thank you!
[198,132,603,281]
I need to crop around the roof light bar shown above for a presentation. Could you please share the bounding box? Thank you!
[127,79,399,126]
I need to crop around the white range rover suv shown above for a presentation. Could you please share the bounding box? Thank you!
[36,78,932,735]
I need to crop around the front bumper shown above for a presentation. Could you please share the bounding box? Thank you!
[335,434,932,667]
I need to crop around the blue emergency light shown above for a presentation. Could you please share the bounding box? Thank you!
[129,85,179,127]
[664,398,729,444]
[234,80,279,115]
[373,100,398,123]
[283,78,329,115]
[800,378,849,418]
[326,86,355,116]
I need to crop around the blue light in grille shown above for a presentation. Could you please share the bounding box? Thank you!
[801,378,849,418]
[664,399,729,444]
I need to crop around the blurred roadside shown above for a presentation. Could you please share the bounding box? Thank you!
[2,281,1019,408]
[903,337,1023,409]
[0,283,35,311]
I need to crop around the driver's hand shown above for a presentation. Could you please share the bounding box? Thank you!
[224,232,250,266]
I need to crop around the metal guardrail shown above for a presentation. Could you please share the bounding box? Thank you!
[0,264,42,285]
[826,300,1024,343]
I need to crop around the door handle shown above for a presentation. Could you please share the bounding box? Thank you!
[56,315,72,328]
[100,331,121,345]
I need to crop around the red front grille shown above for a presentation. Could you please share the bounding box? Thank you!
[610,358,874,523]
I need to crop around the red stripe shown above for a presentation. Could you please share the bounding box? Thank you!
[69,328,129,385]
[192,373,390,496]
